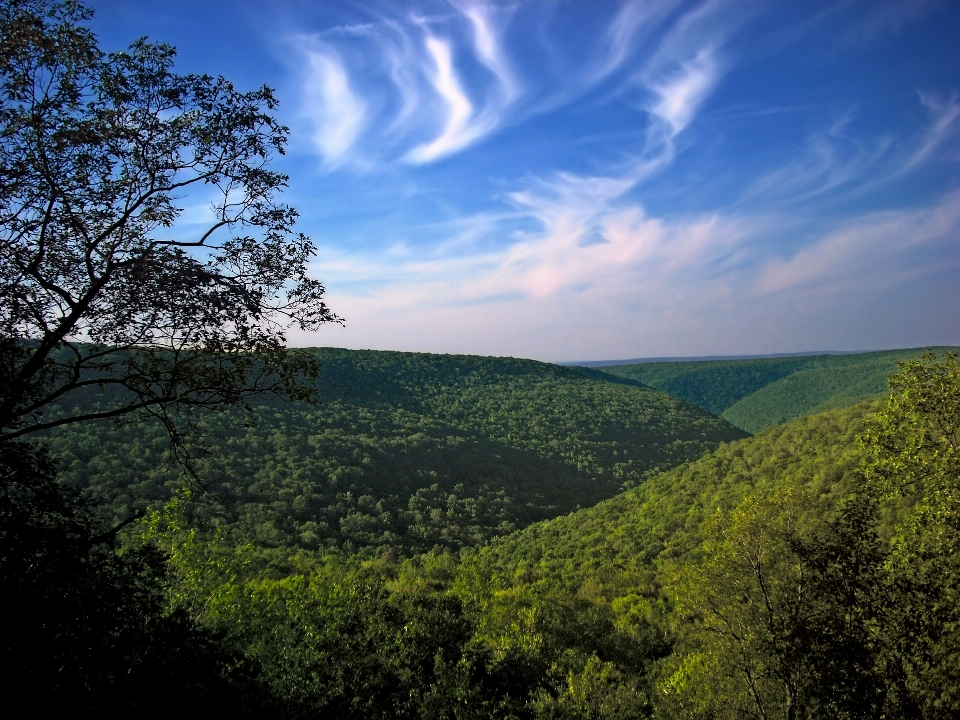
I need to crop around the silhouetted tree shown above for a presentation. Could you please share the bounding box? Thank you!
[0,0,339,459]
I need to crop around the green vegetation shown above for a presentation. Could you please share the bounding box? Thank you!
[597,347,959,433]
[457,352,960,718]
[9,353,960,716]
[42,348,746,555]
[475,398,879,586]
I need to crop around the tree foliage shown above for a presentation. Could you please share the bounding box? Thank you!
[0,0,338,452]
[664,487,887,720]
[0,441,265,713]
[861,352,960,718]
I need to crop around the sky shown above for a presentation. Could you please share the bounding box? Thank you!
[89,0,960,362]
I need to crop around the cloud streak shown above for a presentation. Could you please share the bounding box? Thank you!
[287,0,735,168]
[743,93,960,207]
[308,187,960,359]
[299,47,366,164]
[405,36,483,163]
[289,2,522,167]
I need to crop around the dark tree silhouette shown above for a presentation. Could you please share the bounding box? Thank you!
[0,0,340,454]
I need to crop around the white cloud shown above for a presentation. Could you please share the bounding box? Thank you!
[457,0,519,101]
[403,2,523,164]
[404,36,479,163]
[289,2,523,167]
[286,1,733,168]
[298,45,366,164]
[585,0,682,85]
[647,47,718,139]
[625,0,740,170]
[742,93,960,206]
[903,91,960,172]
[300,181,960,360]
[744,132,893,203]
[757,189,960,295]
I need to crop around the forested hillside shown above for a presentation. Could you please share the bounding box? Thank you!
[452,400,884,715]
[118,354,960,718]
[452,363,956,718]
[15,354,960,717]
[596,346,958,433]
[42,348,745,555]
[475,399,880,582]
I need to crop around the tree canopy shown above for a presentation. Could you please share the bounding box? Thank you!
[0,0,339,452]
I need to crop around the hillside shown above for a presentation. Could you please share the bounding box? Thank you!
[42,348,746,555]
[475,399,882,588]
[596,346,958,433]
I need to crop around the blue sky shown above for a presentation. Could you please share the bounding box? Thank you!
[90,0,960,361]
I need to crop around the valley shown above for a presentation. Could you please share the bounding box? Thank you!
[42,348,745,554]
[14,346,960,717]
[597,347,955,433]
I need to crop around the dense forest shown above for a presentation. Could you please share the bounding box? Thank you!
[597,347,959,433]
[40,349,746,555]
[9,351,959,717]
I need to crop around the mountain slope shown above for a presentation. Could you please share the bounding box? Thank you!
[476,400,882,589]
[43,348,746,554]
[596,347,957,433]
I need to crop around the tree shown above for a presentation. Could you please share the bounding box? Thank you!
[663,483,887,720]
[861,352,960,719]
[0,440,271,713]
[0,0,339,455]
[0,1,335,706]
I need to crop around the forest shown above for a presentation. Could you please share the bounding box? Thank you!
[2,2,958,717]
[39,349,745,555]
[7,352,959,718]
[598,347,959,433]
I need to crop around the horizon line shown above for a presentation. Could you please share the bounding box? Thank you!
[556,347,959,367]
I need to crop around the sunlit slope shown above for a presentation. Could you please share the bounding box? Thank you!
[597,347,957,433]
[477,400,882,586]
[44,348,746,554]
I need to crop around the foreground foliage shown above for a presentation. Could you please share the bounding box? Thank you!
[0,0,338,453]
[0,442,264,713]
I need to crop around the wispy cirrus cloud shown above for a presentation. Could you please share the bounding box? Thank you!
[484,2,734,237]
[298,46,366,165]
[404,35,483,163]
[456,1,518,100]
[307,187,960,359]
[289,1,521,167]
[743,127,894,204]
[756,189,960,295]
[272,0,960,358]
[902,91,960,172]
[287,0,737,169]
[646,47,718,140]
[743,92,960,206]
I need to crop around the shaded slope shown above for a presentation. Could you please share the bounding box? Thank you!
[43,348,746,555]
[477,400,882,588]
[597,347,957,433]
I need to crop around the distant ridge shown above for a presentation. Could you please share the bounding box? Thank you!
[560,350,865,368]
[590,346,959,433]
